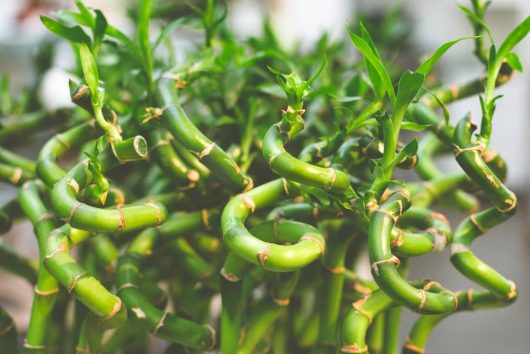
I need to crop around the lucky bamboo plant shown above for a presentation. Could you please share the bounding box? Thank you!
[0,0,528,353]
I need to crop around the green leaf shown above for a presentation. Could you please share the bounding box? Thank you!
[138,0,154,91]
[359,22,386,98]
[93,10,108,52]
[306,55,327,87]
[74,0,94,25]
[416,36,475,76]
[154,17,189,50]
[401,121,432,131]
[457,4,494,43]
[79,43,100,104]
[496,15,530,69]
[422,87,451,124]
[506,52,523,72]
[394,70,424,114]
[40,16,92,45]
[0,75,11,116]
[347,25,395,103]
[400,138,418,157]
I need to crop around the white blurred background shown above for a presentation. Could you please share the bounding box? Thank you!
[0,0,529,352]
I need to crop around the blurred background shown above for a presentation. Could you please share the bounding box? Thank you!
[0,0,529,352]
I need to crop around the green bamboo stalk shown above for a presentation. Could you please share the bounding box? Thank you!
[416,133,479,213]
[238,272,300,354]
[19,181,61,353]
[0,198,21,233]
[36,120,98,187]
[317,229,355,349]
[450,116,518,300]
[0,146,35,173]
[366,314,384,354]
[44,224,127,329]
[262,123,350,195]
[157,78,252,192]
[50,145,166,233]
[0,162,33,185]
[368,190,457,314]
[115,209,219,350]
[0,238,37,284]
[0,110,63,144]
[222,179,325,271]
[381,259,410,354]
[340,280,443,354]
[402,289,511,354]
[148,128,200,187]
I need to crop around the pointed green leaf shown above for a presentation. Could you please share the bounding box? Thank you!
[93,10,108,51]
[347,25,395,103]
[416,36,475,76]
[79,43,100,104]
[401,138,418,157]
[506,52,523,72]
[395,70,424,113]
[40,16,92,45]
[496,15,530,68]
[457,4,494,43]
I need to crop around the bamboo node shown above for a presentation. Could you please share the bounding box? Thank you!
[152,311,169,336]
[272,296,290,306]
[430,212,449,224]
[23,342,46,350]
[451,243,469,255]
[240,194,256,213]
[9,167,22,184]
[404,339,425,354]
[371,256,400,276]
[197,143,215,160]
[340,343,368,353]
[132,307,146,319]
[67,203,82,225]
[45,242,68,260]
[432,230,447,252]
[416,289,427,313]
[68,178,80,194]
[257,243,270,266]
[352,296,372,323]
[497,195,517,213]
[37,211,54,223]
[117,282,139,292]
[391,229,404,248]
[34,286,60,297]
[469,214,487,233]
[143,202,162,225]
[467,289,474,308]
[201,209,211,230]
[243,176,254,192]
[116,207,126,233]
[104,298,123,320]
[281,178,290,196]
[220,267,240,282]
[110,187,125,207]
[325,168,337,191]
[453,143,482,157]
[67,271,88,294]
[422,280,441,291]
[507,281,517,300]
[300,234,324,257]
